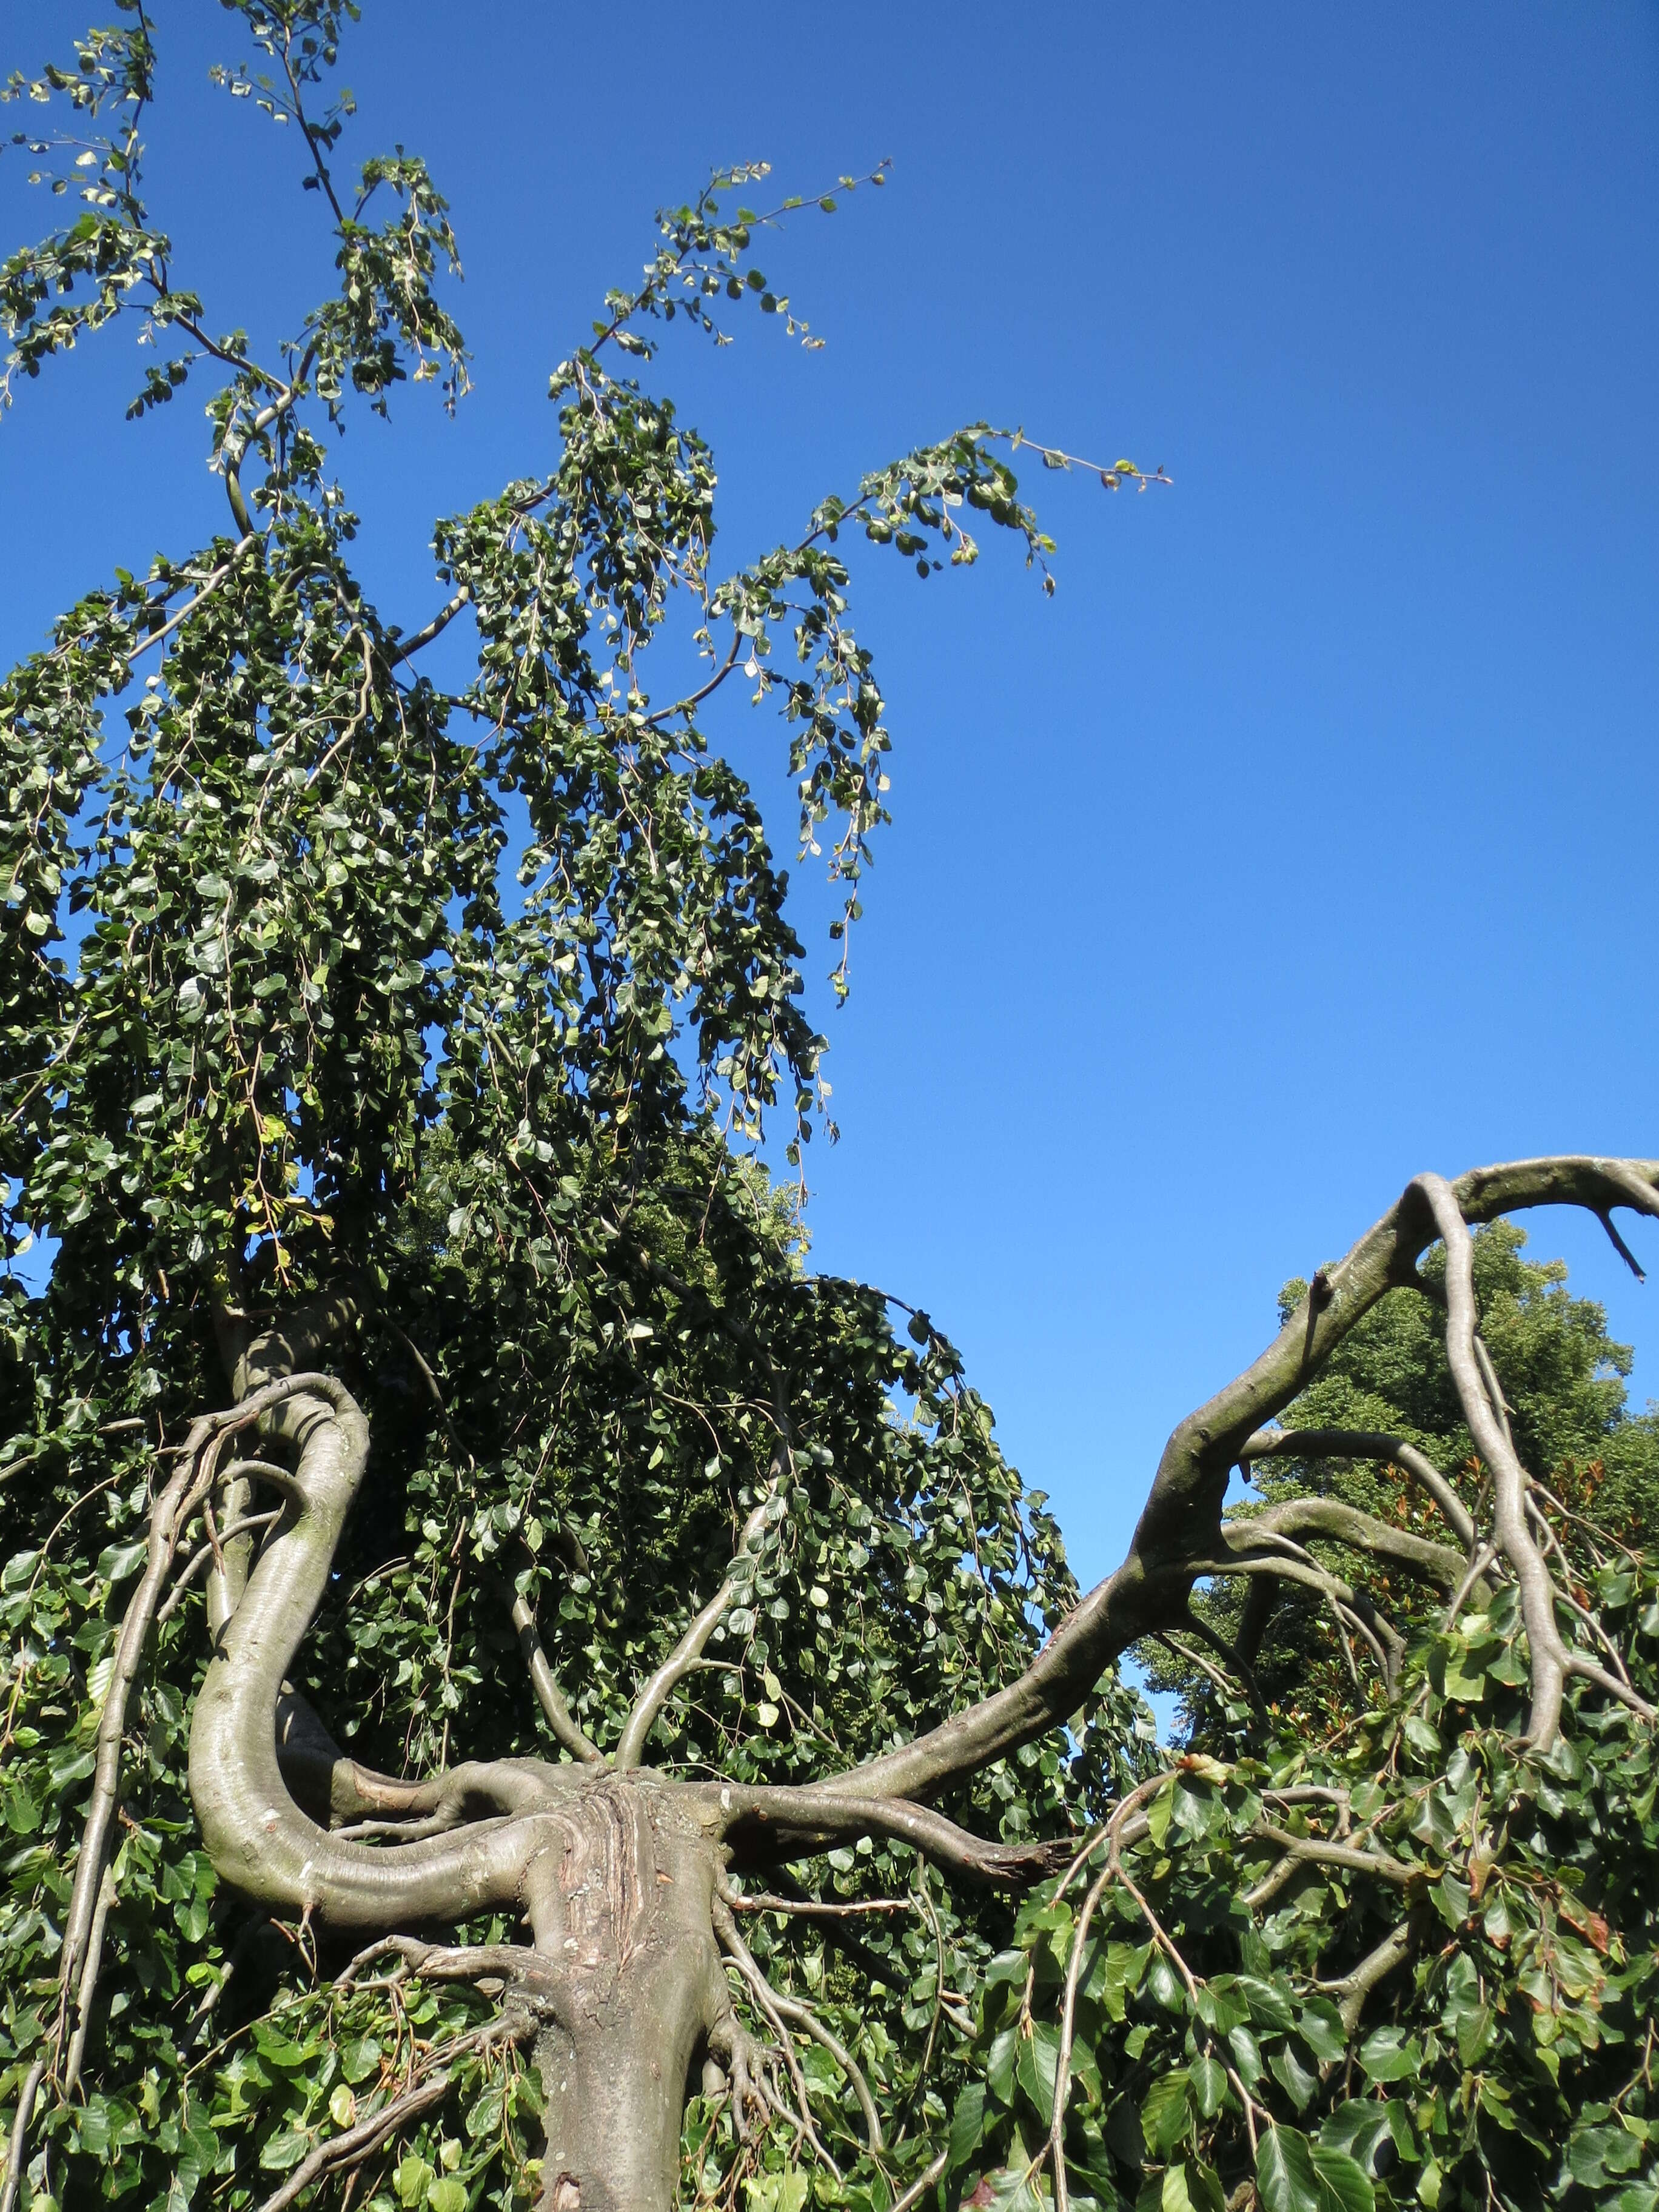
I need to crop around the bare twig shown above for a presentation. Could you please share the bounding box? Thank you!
[127,536,256,664]
[249,2069,459,2212]
[712,1897,841,2181]
[725,1891,914,1919]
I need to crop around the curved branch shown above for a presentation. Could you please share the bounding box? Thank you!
[509,1590,605,1765]
[1238,1428,1476,1550]
[1415,1174,1655,1745]
[0,2057,47,2212]
[643,622,743,729]
[890,2151,950,2212]
[187,1373,608,1928]
[813,1158,1658,1803]
[1227,1495,1467,1593]
[708,1784,1071,1888]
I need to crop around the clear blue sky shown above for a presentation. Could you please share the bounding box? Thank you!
[4,2,1657,1612]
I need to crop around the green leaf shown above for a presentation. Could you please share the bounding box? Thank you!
[1016,2022,1062,2119]
[1141,2072,1194,2158]
[340,2036,381,2083]
[1358,2026,1419,2083]
[746,2174,809,2212]
[1269,2039,1319,2111]
[1256,2130,1375,2212]
[395,2156,435,2209]
[260,2127,313,2173]
[1257,2126,1322,2212]
[1298,1999,1346,2066]
[987,2025,1018,2106]
[97,1539,149,1583]
[1454,2001,1493,2067]
[1188,2053,1228,2119]
[1310,2145,1375,2212]
[949,2082,987,2170]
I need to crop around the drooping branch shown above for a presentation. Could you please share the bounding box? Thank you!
[52,1418,220,2093]
[1415,1174,1656,1745]
[1238,1427,1476,1549]
[711,1896,840,2180]
[814,1158,1659,1802]
[766,1989,884,2154]
[1225,1494,1468,1593]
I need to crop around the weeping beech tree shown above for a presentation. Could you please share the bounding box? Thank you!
[2,12,1658,2212]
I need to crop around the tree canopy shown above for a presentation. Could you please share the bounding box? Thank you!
[1,13,1656,2212]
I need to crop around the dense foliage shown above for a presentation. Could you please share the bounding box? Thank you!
[958,1232,1659,2212]
[0,6,1150,2208]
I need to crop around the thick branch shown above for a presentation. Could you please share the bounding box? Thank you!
[188,1373,599,1928]
[821,1158,1658,1803]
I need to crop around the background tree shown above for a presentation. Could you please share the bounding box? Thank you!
[1,15,1656,2212]
[1142,1221,1659,1737]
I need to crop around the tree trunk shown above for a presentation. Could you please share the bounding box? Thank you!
[521,1777,732,2212]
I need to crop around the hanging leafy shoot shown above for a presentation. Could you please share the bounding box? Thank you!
[2,13,1654,2212]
